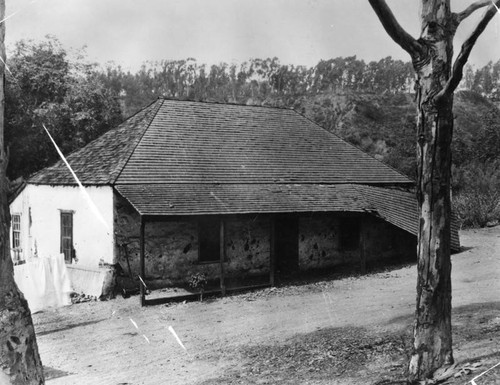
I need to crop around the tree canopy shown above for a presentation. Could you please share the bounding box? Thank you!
[5,37,500,230]
[5,38,122,179]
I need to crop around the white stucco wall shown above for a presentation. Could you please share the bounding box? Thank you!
[9,184,114,268]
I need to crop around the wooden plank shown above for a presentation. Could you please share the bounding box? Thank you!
[359,222,367,274]
[144,283,272,306]
[219,218,226,296]
[269,216,276,286]
[139,218,146,306]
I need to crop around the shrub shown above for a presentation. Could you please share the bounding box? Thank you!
[188,273,208,301]
[452,160,500,228]
[453,191,500,228]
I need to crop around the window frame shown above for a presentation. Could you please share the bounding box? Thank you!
[60,210,74,263]
[11,213,21,249]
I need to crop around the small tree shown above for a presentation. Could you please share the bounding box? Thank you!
[368,0,500,382]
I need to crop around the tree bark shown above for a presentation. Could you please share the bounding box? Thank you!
[0,0,45,382]
[408,0,454,381]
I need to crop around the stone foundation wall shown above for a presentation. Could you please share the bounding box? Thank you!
[114,193,270,285]
[363,216,416,262]
[224,216,271,277]
[298,215,342,269]
[297,214,415,271]
[114,193,415,286]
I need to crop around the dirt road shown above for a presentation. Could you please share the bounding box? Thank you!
[34,227,500,384]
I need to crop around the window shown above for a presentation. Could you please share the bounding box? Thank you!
[340,218,359,251]
[198,218,220,263]
[12,214,21,249]
[60,212,74,263]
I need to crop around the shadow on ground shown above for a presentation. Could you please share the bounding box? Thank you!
[43,366,72,380]
[198,325,411,385]
[197,301,500,385]
[37,319,107,336]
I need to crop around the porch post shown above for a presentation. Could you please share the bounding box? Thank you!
[139,217,146,306]
[359,222,366,274]
[219,218,226,296]
[270,216,276,286]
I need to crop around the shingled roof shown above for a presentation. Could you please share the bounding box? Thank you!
[29,99,162,185]
[29,98,412,186]
[114,183,459,251]
[115,183,375,216]
[27,99,460,249]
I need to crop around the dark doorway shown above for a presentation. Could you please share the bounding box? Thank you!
[275,216,299,274]
[198,217,220,263]
[340,217,360,251]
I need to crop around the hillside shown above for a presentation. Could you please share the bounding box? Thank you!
[296,90,500,182]
[7,38,499,227]
[294,90,500,227]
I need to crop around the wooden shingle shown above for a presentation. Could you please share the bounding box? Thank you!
[29,98,412,186]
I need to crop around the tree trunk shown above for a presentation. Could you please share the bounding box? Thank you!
[368,0,500,381]
[0,0,45,382]
[408,0,454,381]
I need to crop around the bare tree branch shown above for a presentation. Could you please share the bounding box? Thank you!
[368,0,423,57]
[454,0,491,24]
[439,1,500,99]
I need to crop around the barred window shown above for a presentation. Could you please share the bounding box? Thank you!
[12,214,21,249]
[61,212,74,263]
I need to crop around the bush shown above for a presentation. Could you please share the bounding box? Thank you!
[453,191,500,228]
[452,160,500,228]
[188,273,208,301]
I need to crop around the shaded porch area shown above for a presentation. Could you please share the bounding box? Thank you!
[125,211,415,306]
[112,183,439,306]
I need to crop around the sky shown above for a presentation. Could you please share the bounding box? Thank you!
[6,0,500,71]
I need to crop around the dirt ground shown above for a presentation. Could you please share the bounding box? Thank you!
[33,227,500,385]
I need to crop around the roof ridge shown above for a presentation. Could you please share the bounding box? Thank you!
[29,99,415,187]
[119,97,162,122]
[159,97,294,111]
[27,98,162,184]
[112,181,411,186]
[112,98,164,185]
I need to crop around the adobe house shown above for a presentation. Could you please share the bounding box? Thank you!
[10,98,459,303]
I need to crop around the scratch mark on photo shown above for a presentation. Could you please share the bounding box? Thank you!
[168,325,187,351]
[42,123,110,234]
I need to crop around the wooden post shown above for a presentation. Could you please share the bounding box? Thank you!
[139,218,146,306]
[359,222,366,274]
[219,218,226,296]
[269,216,276,286]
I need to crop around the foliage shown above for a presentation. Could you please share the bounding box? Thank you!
[5,37,122,179]
[452,161,500,228]
[453,191,500,229]
[7,38,500,230]
[188,273,208,301]
[97,56,415,116]
[463,61,500,101]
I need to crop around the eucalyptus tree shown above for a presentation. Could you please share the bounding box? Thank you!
[368,0,500,382]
